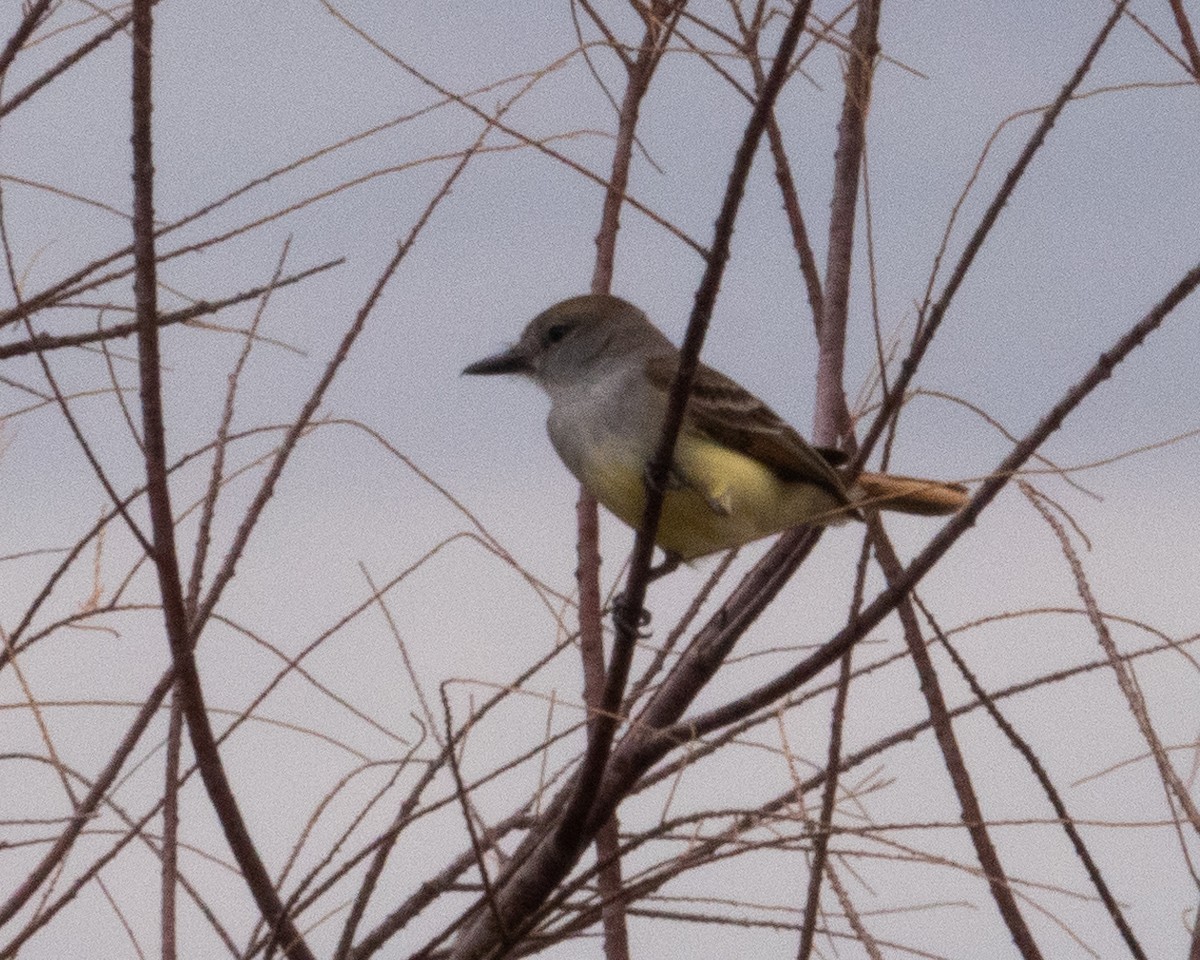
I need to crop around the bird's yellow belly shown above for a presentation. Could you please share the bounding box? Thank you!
[578,434,845,561]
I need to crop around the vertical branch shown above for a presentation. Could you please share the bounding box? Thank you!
[796,539,869,960]
[795,651,851,960]
[574,486,627,960]
[128,3,315,958]
[160,696,183,960]
[812,0,881,447]
[583,6,685,956]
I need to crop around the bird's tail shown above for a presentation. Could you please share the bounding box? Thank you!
[851,471,969,517]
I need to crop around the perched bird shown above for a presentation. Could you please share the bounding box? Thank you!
[463,294,967,564]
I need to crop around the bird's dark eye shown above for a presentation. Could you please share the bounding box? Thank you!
[545,323,570,345]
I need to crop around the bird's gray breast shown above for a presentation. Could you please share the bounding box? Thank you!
[544,362,664,481]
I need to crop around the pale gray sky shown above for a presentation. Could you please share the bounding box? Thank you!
[3,2,1198,958]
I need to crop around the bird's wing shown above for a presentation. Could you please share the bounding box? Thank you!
[644,354,850,501]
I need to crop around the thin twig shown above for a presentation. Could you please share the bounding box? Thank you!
[852,0,1130,473]
[186,240,292,617]
[665,253,1200,747]
[1027,489,1200,839]
[0,257,343,361]
[867,519,1044,960]
[797,537,869,960]
[0,0,52,82]
[0,12,130,119]
[914,586,1148,960]
[442,687,511,947]
[128,2,316,956]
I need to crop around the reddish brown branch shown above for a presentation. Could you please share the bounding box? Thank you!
[0,257,342,361]
[160,697,183,960]
[797,539,869,960]
[581,7,687,955]
[812,0,881,447]
[916,592,1148,959]
[128,3,315,957]
[0,11,130,119]
[868,521,1044,960]
[796,649,852,960]
[1167,0,1200,77]
[0,0,51,82]
[852,0,1129,471]
[739,18,825,334]
[575,480,629,960]
[444,5,817,958]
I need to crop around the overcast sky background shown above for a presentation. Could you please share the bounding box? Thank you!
[2,2,1199,958]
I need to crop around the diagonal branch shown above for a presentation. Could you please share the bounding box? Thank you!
[868,519,1044,960]
[0,0,51,82]
[915,586,1148,960]
[0,257,341,361]
[0,11,130,119]
[851,0,1129,472]
[659,254,1200,748]
[1167,0,1200,78]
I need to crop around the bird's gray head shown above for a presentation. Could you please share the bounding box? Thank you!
[462,294,670,392]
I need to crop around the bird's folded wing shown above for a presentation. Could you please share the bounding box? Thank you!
[645,355,850,502]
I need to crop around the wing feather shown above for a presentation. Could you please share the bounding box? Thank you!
[645,355,849,502]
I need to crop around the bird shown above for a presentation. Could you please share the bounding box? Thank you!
[463,294,967,565]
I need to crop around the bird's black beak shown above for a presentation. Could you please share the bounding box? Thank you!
[462,344,533,376]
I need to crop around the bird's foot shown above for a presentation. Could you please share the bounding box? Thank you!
[610,552,682,637]
[646,551,682,583]
[612,592,653,638]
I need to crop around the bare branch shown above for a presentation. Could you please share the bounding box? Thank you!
[812,0,880,447]
[0,0,52,83]
[852,0,1130,471]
